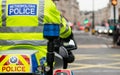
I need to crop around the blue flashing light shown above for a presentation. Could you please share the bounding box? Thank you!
[43,24,60,37]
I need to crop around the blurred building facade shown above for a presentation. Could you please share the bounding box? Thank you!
[93,0,120,25]
[95,6,110,25]
[54,0,80,25]
[54,0,120,27]
[79,4,111,26]
[96,0,120,24]
[105,0,120,24]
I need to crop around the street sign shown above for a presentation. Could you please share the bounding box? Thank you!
[84,19,89,24]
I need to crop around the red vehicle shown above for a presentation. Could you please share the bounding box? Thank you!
[77,25,85,31]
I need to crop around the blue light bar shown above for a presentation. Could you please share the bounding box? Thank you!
[43,24,60,38]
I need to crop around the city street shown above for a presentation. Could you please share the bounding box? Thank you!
[68,31,120,75]
[1,0,120,75]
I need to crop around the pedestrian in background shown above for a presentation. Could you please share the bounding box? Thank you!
[112,15,120,47]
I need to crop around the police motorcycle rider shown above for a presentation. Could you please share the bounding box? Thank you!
[0,0,75,70]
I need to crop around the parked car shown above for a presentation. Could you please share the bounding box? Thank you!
[95,26,109,34]
[108,29,113,35]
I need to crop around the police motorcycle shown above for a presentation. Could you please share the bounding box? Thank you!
[0,24,77,75]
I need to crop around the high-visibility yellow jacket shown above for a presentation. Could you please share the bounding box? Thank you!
[0,0,71,49]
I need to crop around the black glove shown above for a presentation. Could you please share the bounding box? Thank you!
[61,31,74,42]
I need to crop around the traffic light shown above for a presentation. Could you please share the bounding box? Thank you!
[111,0,117,6]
